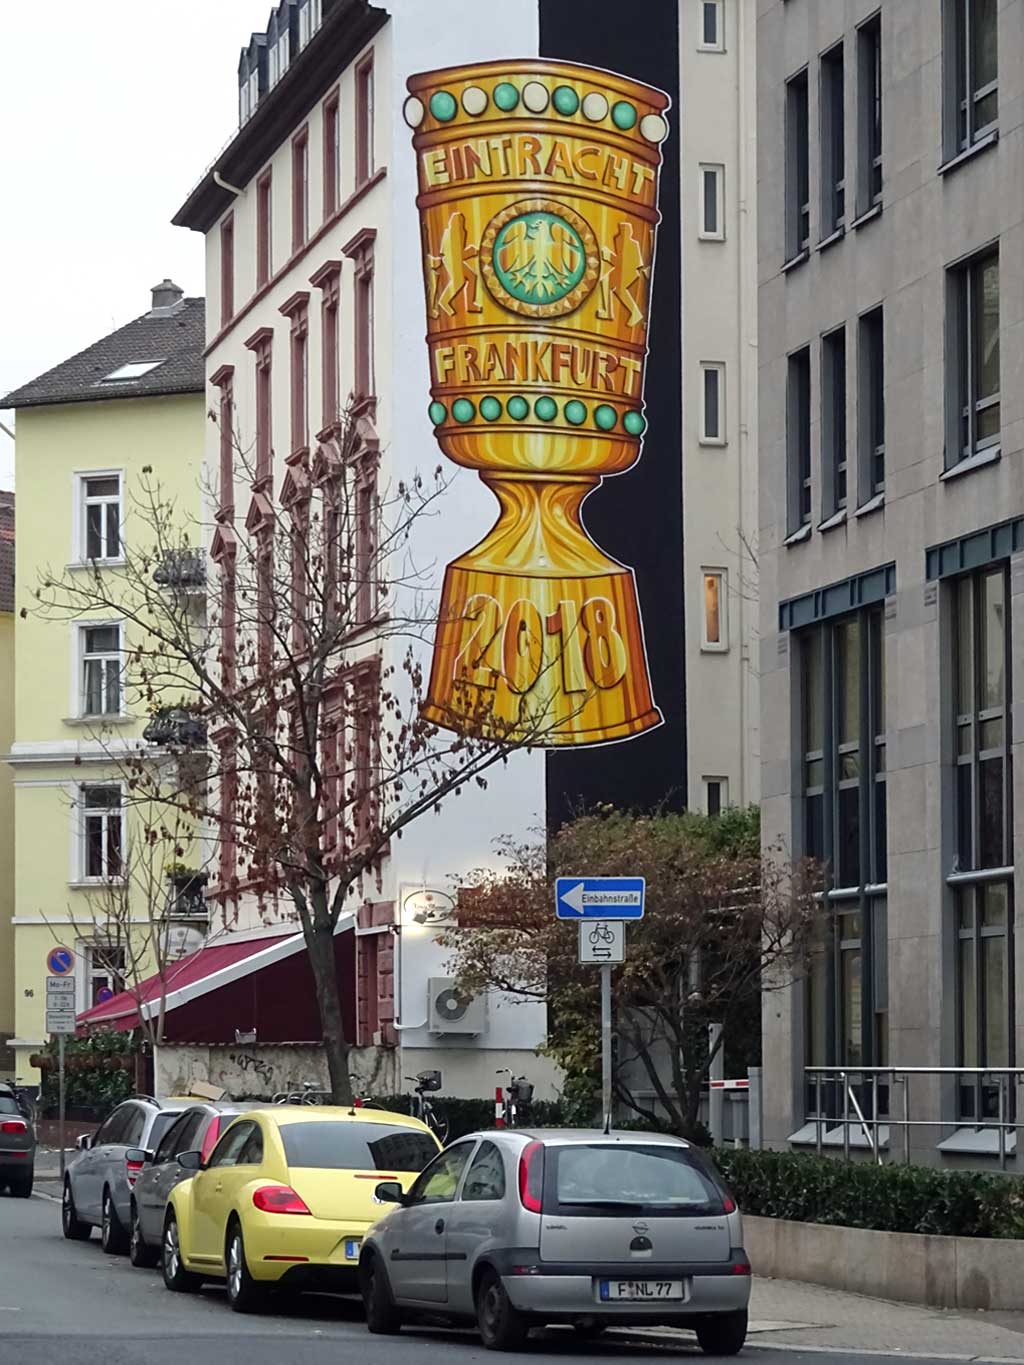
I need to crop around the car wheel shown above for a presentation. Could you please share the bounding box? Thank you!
[361,1252,403,1335]
[11,1171,33,1199]
[129,1201,160,1268]
[62,1179,91,1241]
[162,1211,203,1293]
[696,1310,748,1356]
[100,1188,129,1255]
[225,1222,262,1314]
[476,1267,529,1352]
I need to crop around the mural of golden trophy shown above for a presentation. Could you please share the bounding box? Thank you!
[405,59,670,745]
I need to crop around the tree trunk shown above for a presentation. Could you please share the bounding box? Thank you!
[304,914,354,1106]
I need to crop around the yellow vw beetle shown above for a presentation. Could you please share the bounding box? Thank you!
[161,1106,441,1312]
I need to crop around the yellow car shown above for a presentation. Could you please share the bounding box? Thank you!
[161,1106,441,1312]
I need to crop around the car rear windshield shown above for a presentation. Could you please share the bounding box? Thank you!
[281,1122,437,1172]
[549,1144,726,1216]
[147,1111,182,1153]
[0,1097,21,1115]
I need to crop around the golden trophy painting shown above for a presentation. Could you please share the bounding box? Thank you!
[404,59,670,745]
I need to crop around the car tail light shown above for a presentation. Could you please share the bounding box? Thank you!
[252,1185,312,1215]
[723,1196,736,1214]
[517,1140,544,1214]
[126,1156,144,1187]
[200,1117,224,1164]
[0,1120,27,1135]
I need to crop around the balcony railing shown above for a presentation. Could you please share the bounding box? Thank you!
[166,872,208,919]
[143,707,207,748]
[153,546,206,591]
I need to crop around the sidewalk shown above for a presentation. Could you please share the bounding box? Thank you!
[629,1278,1024,1361]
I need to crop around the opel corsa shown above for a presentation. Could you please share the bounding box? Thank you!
[359,1129,751,1352]
[161,1107,440,1311]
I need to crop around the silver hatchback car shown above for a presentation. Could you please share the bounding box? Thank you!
[360,1129,750,1353]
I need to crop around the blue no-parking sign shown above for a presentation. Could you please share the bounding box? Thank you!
[47,946,76,976]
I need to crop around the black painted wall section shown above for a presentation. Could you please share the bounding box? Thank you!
[541,0,686,828]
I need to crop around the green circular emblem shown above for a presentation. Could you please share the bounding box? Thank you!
[623,410,647,436]
[565,399,587,426]
[507,396,530,421]
[452,398,476,423]
[594,404,618,431]
[535,396,558,422]
[480,396,502,422]
[430,90,458,122]
[553,85,580,116]
[428,401,447,426]
[488,209,590,312]
[494,81,519,111]
[612,100,637,130]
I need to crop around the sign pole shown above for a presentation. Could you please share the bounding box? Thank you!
[58,1033,66,1183]
[601,962,612,1133]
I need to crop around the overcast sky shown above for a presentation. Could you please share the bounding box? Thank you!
[0,1,263,490]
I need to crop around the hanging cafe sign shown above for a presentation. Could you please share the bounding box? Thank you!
[405,60,670,746]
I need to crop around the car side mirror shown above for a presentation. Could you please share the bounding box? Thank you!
[125,1147,152,1165]
[375,1181,407,1206]
[177,1149,204,1171]
[76,1133,93,1151]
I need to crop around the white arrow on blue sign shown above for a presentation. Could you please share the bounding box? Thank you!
[555,876,645,920]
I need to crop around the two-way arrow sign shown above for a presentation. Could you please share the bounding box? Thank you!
[555,876,645,920]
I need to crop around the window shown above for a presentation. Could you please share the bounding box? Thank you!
[699,362,725,444]
[256,171,272,288]
[292,128,309,251]
[99,361,164,384]
[787,346,811,531]
[858,307,884,498]
[283,298,309,455]
[247,67,258,119]
[698,0,723,51]
[87,942,125,1005]
[239,78,251,126]
[355,52,375,186]
[857,14,882,213]
[81,785,124,880]
[698,164,724,240]
[951,564,1013,1120]
[220,214,234,326]
[785,70,810,260]
[154,1112,199,1165]
[820,43,845,237]
[81,474,121,561]
[237,1127,264,1165]
[947,249,999,467]
[214,369,235,520]
[81,623,121,715]
[352,664,380,842]
[344,232,376,401]
[701,569,728,651]
[281,1121,438,1172]
[462,1141,506,1202]
[323,91,340,216]
[800,608,888,1107]
[247,330,273,485]
[944,0,998,156]
[409,1142,474,1204]
[314,263,341,431]
[821,326,847,515]
[703,777,728,817]
[299,0,311,48]
[209,1121,255,1168]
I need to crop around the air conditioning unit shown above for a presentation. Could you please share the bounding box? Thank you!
[427,977,487,1036]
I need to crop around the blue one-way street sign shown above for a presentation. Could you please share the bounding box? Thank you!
[555,877,645,920]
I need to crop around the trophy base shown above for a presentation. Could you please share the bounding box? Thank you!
[423,560,661,747]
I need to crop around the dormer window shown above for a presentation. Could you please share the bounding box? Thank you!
[248,67,259,114]
[240,80,251,124]
[99,360,164,384]
[298,0,321,49]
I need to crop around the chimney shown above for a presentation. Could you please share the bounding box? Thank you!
[150,278,185,313]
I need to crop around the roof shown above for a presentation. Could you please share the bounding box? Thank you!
[174,0,386,233]
[77,931,308,1029]
[0,297,205,411]
[253,1107,437,1132]
[0,492,12,614]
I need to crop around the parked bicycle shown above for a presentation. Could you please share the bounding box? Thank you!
[407,1070,449,1144]
[497,1069,533,1128]
[271,1080,332,1106]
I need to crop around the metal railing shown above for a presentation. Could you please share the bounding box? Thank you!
[806,1066,1024,1169]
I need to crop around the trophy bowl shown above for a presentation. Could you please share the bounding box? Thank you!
[405,59,670,746]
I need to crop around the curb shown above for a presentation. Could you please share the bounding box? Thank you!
[614,1330,1024,1365]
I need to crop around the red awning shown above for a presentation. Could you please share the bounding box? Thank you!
[76,933,300,1031]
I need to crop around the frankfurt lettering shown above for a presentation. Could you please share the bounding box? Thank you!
[431,337,643,398]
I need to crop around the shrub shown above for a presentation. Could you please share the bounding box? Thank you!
[38,1031,139,1119]
[713,1148,1024,1241]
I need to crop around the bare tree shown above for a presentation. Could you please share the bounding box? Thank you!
[30,407,572,1104]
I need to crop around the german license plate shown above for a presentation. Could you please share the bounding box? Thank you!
[600,1280,684,1301]
[344,1240,361,1260]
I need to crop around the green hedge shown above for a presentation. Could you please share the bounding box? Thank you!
[713,1148,1024,1241]
[371,1095,571,1139]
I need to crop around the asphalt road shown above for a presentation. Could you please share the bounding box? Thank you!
[0,1190,982,1365]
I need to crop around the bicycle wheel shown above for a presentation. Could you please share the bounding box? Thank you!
[426,1106,449,1145]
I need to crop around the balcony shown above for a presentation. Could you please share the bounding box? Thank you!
[153,546,206,591]
[143,706,207,748]
[165,869,208,919]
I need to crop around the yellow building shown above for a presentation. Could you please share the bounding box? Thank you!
[0,281,205,1086]
[0,492,14,1077]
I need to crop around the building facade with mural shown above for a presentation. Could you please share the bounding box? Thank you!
[172,0,758,1103]
[0,284,206,1084]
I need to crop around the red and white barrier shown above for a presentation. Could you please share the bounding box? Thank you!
[709,1078,750,1091]
[494,1086,505,1127]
